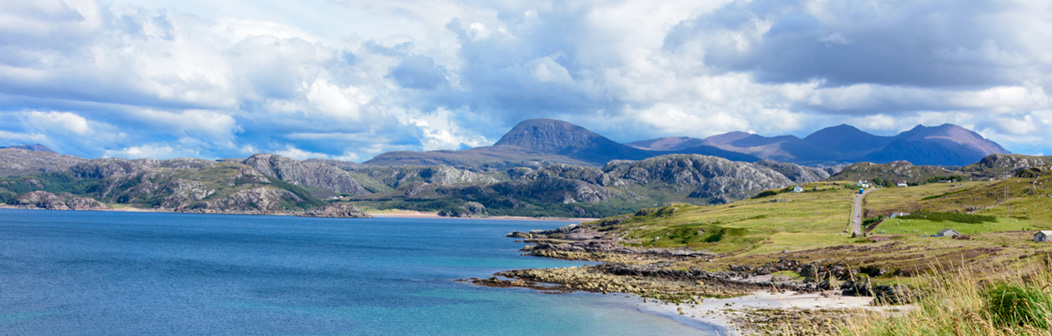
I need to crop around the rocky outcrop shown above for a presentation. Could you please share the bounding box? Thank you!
[606,155,791,189]
[302,203,370,218]
[11,191,109,210]
[961,154,1052,179]
[438,201,486,217]
[190,187,302,214]
[754,159,830,183]
[243,154,368,196]
[157,180,215,210]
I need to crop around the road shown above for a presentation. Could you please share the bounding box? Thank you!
[851,188,872,236]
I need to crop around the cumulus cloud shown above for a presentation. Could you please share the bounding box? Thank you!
[1,0,1051,160]
[26,111,92,135]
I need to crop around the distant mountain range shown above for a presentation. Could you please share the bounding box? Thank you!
[366,119,758,168]
[631,123,1010,166]
[0,144,55,153]
[370,119,1009,168]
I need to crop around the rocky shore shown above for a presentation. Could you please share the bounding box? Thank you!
[469,222,913,334]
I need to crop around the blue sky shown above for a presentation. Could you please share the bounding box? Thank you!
[2,0,1051,160]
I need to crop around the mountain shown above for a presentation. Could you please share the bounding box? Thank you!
[368,119,759,168]
[627,136,704,151]
[0,144,55,153]
[492,118,653,164]
[628,123,1008,166]
[801,124,893,158]
[0,147,824,218]
[861,124,1009,166]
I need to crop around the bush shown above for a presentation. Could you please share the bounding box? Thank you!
[752,190,779,199]
[985,284,1052,330]
[899,212,996,224]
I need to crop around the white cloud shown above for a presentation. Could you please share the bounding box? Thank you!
[273,145,329,160]
[26,111,93,135]
[104,144,174,158]
[305,79,369,120]
[2,0,1052,159]
[129,109,239,140]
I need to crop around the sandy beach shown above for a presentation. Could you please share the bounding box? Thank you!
[632,290,908,335]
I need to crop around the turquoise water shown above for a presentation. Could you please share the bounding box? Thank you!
[0,209,719,335]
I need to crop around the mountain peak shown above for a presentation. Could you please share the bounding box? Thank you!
[493,118,650,165]
[493,118,594,152]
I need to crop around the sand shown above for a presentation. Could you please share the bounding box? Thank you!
[630,290,908,336]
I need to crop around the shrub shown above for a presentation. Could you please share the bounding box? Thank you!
[899,212,995,224]
[985,284,1052,330]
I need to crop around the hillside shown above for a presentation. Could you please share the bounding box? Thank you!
[349,154,824,217]
[498,164,1052,312]
[0,148,826,218]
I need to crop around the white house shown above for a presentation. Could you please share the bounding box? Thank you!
[859,180,870,188]
[896,181,909,188]
[1035,231,1052,242]
[792,185,803,193]
[935,228,960,237]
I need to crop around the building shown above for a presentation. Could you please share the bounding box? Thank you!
[859,180,870,188]
[792,185,803,193]
[1035,231,1052,242]
[935,228,960,237]
[896,181,909,188]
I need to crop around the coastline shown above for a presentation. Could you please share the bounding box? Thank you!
[0,205,597,222]
[472,222,914,335]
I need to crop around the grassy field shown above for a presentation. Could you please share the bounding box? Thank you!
[589,168,1052,281]
[612,181,855,254]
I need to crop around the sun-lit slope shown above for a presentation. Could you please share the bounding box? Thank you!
[862,168,1052,236]
[585,173,1052,279]
[590,182,856,254]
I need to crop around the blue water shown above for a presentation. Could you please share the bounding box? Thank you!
[0,209,717,335]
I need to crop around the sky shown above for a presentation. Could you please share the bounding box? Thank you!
[2,0,1051,161]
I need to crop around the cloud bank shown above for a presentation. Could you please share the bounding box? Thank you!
[1,0,1050,159]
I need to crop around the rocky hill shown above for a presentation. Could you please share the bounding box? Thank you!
[243,154,368,196]
[352,154,825,217]
[0,149,327,215]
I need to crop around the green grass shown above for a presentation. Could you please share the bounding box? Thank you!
[591,182,855,254]
[986,283,1052,330]
[899,212,996,224]
[873,217,1035,236]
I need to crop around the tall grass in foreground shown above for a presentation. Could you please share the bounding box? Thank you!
[838,258,1052,336]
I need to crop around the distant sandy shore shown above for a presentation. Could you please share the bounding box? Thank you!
[0,205,596,222]
[367,209,596,222]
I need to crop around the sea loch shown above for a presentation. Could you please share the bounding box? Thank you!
[0,209,716,335]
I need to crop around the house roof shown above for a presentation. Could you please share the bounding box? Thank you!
[1037,231,1052,235]
[937,228,959,235]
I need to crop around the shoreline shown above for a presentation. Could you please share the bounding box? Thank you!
[0,205,597,222]
[476,223,914,335]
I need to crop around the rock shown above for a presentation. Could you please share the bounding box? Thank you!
[872,284,913,305]
[191,186,302,214]
[302,203,370,218]
[243,154,369,196]
[840,278,873,297]
[11,191,108,210]
[438,201,488,218]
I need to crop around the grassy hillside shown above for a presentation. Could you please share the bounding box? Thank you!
[585,166,1052,281]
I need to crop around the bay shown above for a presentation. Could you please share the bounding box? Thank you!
[0,209,717,335]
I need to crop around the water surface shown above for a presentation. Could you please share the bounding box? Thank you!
[0,209,717,335]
